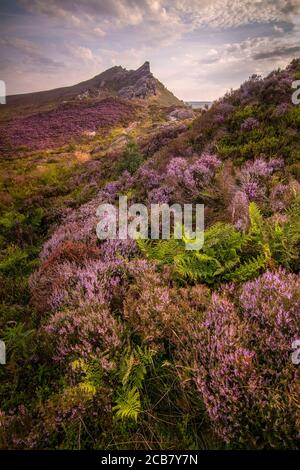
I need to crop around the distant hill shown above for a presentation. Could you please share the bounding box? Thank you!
[0,61,184,150]
[6,61,182,108]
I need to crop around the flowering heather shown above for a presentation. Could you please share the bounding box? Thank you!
[44,303,122,363]
[194,269,300,447]
[214,102,235,115]
[30,257,127,313]
[0,98,135,150]
[239,269,300,362]
[166,157,187,181]
[240,117,259,131]
[147,185,174,204]
[165,153,221,198]
[2,58,300,451]
[123,261,210,350]
[238,70,293,105]
[40,192,106,259]
[100,239,139,262]
[238,157,284,204]
[136,165,163,190]
[214,114,225,124]
[270,182,300,212]
[274,102,293,117]
[98,180,122,203]
[242,158,283,179]
[230,191,250,230]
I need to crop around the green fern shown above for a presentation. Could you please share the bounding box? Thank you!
[138,199,299,285]
[113,346,155,422]
[137,237,184,264]
[113,387,141,422]
[227,254,266,282]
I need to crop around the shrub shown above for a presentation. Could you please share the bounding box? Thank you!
[116,140,144,175]
[44,303,122,364]
[240,117,259,132]
[194,269,300,448]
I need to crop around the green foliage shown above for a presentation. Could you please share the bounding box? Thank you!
[113,387,141,422]
[113,346,155,422]
[71,358,103,397]
[0,245,39,276]
[269,196,300,270]
[175,223,245,284]
[116,140,144,175]
[139,200,300,285]
[285,106,300,128]
[3,322,36,360]
[137,237,184,265]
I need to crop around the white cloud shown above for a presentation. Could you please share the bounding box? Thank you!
[73,46,94,62]
[5,0,300,99]
[94,27,106,37]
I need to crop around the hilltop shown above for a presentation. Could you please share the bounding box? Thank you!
[0,61,186,150]
[5,61,182,108]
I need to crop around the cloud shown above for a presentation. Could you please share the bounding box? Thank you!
[253,45,300,60]
[3,0,300,99]
[0,37,63,69]
[18,0,300,29]
[274,25,285,34]
[75,46,94,61]
[94,27,106,37]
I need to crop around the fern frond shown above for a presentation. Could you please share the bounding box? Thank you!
[226,254,266,282]
[113,387,141,422]
[137,238,183,264]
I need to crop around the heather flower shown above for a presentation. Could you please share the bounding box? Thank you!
[44,303,122,363]
[242,180,261,201]
[100,238,139,262]
[0,98,135,150]
[238,157,284,204]
[230,191,250,231]
[166,157,187,181]
[214,114,225,124]
[270,181,300,212]
[165,154,220,199]
[214,102,235,115]
[136,166,163,190]
[147,186,174,204]
[30,258,127,313]
[98,180,122,203]
[240,117,259,131]
[274,102,293,117]
[40,197,101,259]
[194,269,300,447]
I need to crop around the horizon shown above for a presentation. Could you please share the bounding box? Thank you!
[1,0,300,101]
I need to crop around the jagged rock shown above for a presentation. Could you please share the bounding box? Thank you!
[118,62,157,99]
[7,61,182,108]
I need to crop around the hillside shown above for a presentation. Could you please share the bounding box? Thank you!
[0,62,184,151]
[5,61,182,108]
[0,59,299,450]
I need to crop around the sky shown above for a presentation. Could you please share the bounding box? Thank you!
[0,0,300,100]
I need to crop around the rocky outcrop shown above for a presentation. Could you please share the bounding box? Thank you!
[118,62,157,99]
[6,61,181,108]
[168,107,194,121]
